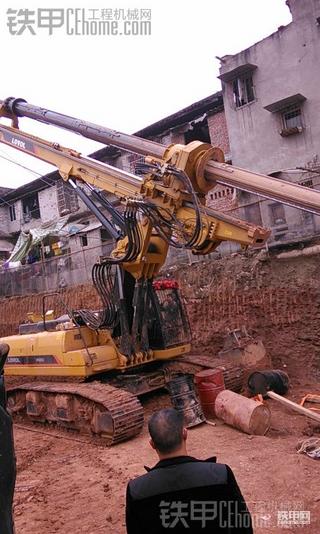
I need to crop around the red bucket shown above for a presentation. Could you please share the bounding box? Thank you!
[195,369,225,419]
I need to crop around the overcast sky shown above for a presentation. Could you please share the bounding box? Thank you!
[0,0,292,188]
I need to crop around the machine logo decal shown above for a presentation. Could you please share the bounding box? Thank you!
[7,355,58,365]
[1,130,35,153]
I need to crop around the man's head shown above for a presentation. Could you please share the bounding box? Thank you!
[148,408,187,459]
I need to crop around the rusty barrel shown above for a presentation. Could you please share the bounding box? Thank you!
[194,369,225,419]
[215,389,271,435]
[167,374,205,428]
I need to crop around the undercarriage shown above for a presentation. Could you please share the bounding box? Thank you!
[6,327,270,444]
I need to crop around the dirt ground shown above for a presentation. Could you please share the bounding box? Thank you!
[12,380,320,534]
[3,252,320,532]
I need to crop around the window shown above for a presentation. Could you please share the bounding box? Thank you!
[100,228,113,255]
[210,187,234,200]
[57,180,79,216]
[9,204,16,221]
[264,94,306,136]
[269,203,286,226]
[232,75,255,108]
[22,193,40,221]
[80,234,88,247]
[301,210,314,224]
[282,106,303,130]
[184,119,211,144]
[100,228,112,242]
[244,203,262,226]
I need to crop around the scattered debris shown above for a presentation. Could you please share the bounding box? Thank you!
[300,394,320,412]
[205,420,216,427]
[297,437,320,459]
[302,419,320,436]
[267,391,320,424]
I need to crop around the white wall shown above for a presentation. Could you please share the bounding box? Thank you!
[220,0,320,175]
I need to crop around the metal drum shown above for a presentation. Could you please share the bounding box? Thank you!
[194,368,225,387]
[215,390,271,436]
[248,370,290,397]
[167,374,205,428]
[194,369,225,419]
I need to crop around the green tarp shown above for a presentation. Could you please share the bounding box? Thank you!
[8,216,69,263]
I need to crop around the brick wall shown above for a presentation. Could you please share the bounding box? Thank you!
[174,252,320,380]
[1,251,319,380]
[206,110,233,211]
[207,111,230,157]
[206,184,237,211]
[0,284,100,338]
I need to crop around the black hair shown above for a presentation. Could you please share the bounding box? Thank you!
[148,408,184,454]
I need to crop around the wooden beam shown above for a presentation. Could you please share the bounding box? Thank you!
[267,391,320,424]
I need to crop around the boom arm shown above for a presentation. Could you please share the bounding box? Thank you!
[0,120,270,278]
[2,97,320,216]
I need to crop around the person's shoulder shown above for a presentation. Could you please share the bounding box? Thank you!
[127,466,155,489]
[197,460,229,481]
[213,462,235,478]
[128,470,150,489]
[127,468,159,501]
[127,459,230,500]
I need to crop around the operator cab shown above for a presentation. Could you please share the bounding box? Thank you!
[149,280,191,349]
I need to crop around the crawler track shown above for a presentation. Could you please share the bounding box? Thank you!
[7,382,144,446]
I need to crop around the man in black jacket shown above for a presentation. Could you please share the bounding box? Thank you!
[126,408,253,533]
[0,344,16,534]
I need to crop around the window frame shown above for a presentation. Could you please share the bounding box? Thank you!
[9,204,16,222]
[269,202,287,226]
[281,105,303,130]
[22,192,40,220]
[80,234,88,247]
[232,73,255,108]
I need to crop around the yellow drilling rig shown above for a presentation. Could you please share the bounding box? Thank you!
[0,96,320,447]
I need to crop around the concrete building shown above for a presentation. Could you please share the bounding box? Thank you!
[219,0,320,244]
[0,146,119,295]
[0,146,118,260]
